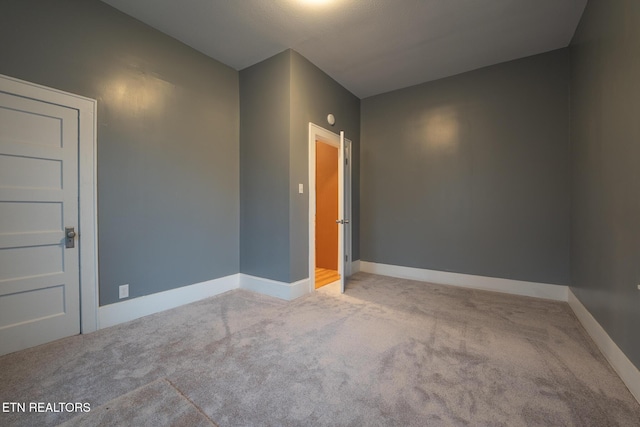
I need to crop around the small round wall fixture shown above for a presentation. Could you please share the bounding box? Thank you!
[327,114,335,126]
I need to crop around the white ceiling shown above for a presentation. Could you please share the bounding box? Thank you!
[100,0,587,99]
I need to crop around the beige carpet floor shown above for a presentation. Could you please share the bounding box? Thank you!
[0,272,638,426]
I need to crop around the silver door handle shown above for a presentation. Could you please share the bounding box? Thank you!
[335,219,343,224]
[65,227,76,248]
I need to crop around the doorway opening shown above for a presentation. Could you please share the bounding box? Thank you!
[308,123,352,293]
[315,140,340,288]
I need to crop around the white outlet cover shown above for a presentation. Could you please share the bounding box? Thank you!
[119,284,129,299]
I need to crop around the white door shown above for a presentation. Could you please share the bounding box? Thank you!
[338,131,346,294]
[0,91,80,356]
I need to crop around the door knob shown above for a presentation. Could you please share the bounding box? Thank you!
[65,227,76,249]
[336,219,344,224]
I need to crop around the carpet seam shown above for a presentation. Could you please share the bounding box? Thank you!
[164,378,220,427]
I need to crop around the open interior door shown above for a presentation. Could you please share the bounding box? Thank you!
[338,131,347,293]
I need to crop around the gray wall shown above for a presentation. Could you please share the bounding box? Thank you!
[361,49,570,285]
[240,51,291,282]
[0,0,240,305]
[289,51,361,282]
[570,0,640,368]
[240,50,360,283]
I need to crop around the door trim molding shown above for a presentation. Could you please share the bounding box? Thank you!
[0,74,99,333]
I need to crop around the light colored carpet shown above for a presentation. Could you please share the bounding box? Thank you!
[58,379,216,427]
[0,272,638,426]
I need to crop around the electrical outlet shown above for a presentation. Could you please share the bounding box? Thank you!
[119,284,129,299]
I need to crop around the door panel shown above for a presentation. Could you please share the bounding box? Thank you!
[0,105,63,147]
[339,131,345,293]
[0,202,62,233]
[0,91,80,356]
[0,155,63,188]
[0,285,66,328]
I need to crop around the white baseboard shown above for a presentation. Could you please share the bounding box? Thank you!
[98,274,239,329]
[239,274,310,301]
[351,260,361,274]
[98,272,312,328]
[359,261,568,301]
[568,289,640,403]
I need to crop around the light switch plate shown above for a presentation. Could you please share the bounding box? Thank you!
[298,184,304,194]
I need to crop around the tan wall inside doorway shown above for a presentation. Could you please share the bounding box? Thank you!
[315,141,338,270]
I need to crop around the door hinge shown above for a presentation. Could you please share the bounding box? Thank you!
[345,255,349,261]
[346,158,349,165]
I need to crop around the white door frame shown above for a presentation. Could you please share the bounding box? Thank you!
[0,74,99,333]
[308,122,352,291]
[343,135,353,278]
